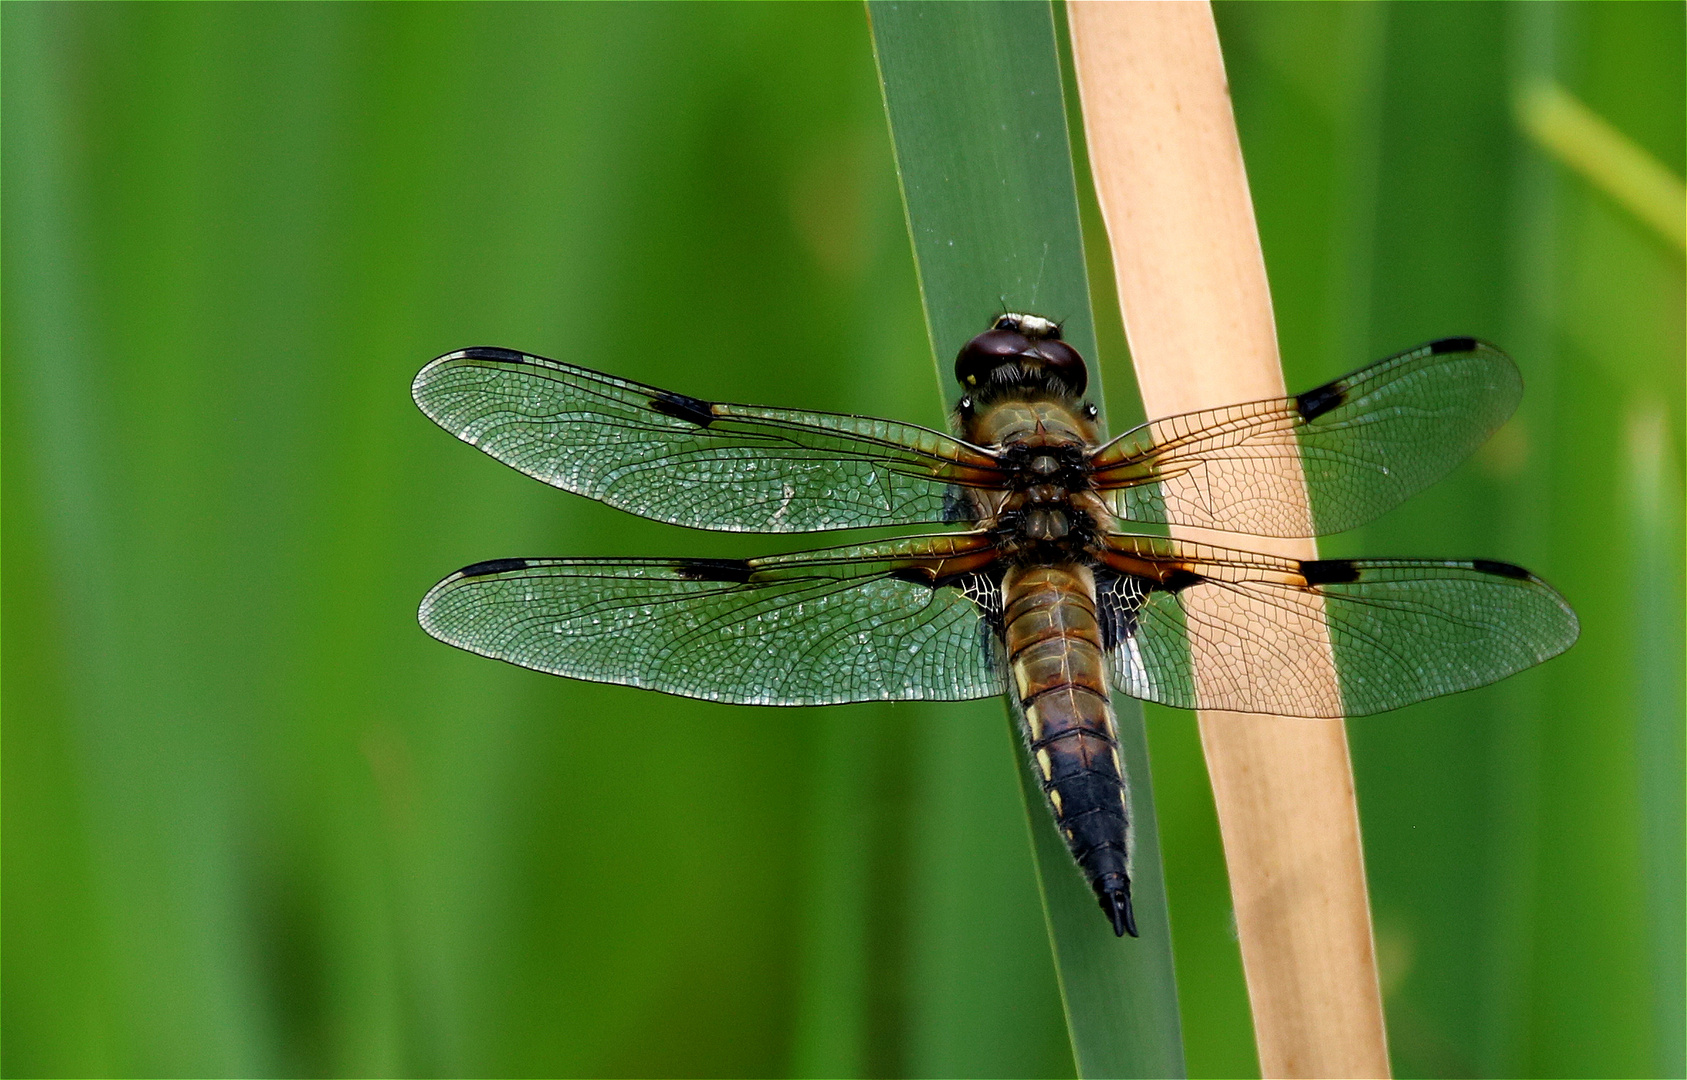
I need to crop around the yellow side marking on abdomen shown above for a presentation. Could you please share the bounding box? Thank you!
[1024,701,1046,741]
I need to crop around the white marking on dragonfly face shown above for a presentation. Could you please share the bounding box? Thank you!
[999,311,1060,338]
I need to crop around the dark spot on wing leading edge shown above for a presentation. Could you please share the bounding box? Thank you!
[889,566,992,593]
[1295,378,1349,422]
[457,557,532,578]
[1471,558,1531,580]
[1162,568,1205,593]
[889,567,936,587]
[1430,336,1479,355]
[674,559,755,584]
[1300,559,1363,585]
[649,390,718,427]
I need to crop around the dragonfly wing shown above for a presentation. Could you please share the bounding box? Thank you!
[418,534,1007,706]
[413,347,1003,532]
[1096,535,1578,717]
[1091,339,1521,537]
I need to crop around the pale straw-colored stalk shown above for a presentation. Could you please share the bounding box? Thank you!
[1067,4,1391,1076]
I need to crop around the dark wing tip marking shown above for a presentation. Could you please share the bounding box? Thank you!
[456,345,532,364]
[456,557,532,578]
[414,347,537,405]
[1300,559,1363,585]
[649,390,718,427]
[1470,558,1532,580]
[1430,336,1480,355]
[673,558,754,584]
[1295,379,1349,422]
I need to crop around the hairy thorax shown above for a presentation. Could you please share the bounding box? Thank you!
[962,398,1111,565]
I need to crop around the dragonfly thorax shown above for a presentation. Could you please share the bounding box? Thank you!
[960,390,1106,565]
[1001,442,1089,489]
[988,490,1107,564]
[975,452,1109,565]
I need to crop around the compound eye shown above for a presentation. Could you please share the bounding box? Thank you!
[1034,338,1088,395]
[955,328,1031,387]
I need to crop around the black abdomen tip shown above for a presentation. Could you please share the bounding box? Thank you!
[1097,875,1138,938]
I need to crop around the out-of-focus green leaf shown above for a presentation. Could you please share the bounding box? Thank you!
[3,3,1678,1077]
[1215,3,1683,1077]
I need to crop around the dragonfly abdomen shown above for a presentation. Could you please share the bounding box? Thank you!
[1002,564,1136,937]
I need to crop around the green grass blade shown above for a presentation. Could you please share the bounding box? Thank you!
[867,4,1185,1076]
[1626,404,1686,1078]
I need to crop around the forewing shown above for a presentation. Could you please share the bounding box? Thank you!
[1096,535,1578,717]
[413,347,1003,532]
[417,534,1007,705]
[1091,339,1521,537]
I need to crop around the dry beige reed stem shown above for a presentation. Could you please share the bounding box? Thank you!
[1066,3,1391,1076]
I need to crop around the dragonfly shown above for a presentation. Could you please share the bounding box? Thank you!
[413,313,1578,938]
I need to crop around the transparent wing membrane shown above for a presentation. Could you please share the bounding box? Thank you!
[415,339,1575,717]
[418,534,1007,706]
[1091,339,1521,537]
[1096,535,1579,717]
[412,347,1004,533]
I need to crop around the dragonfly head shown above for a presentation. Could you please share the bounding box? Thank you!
[955,312,1089,400]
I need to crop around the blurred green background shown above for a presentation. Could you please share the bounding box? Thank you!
[4,3,1681,1077]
